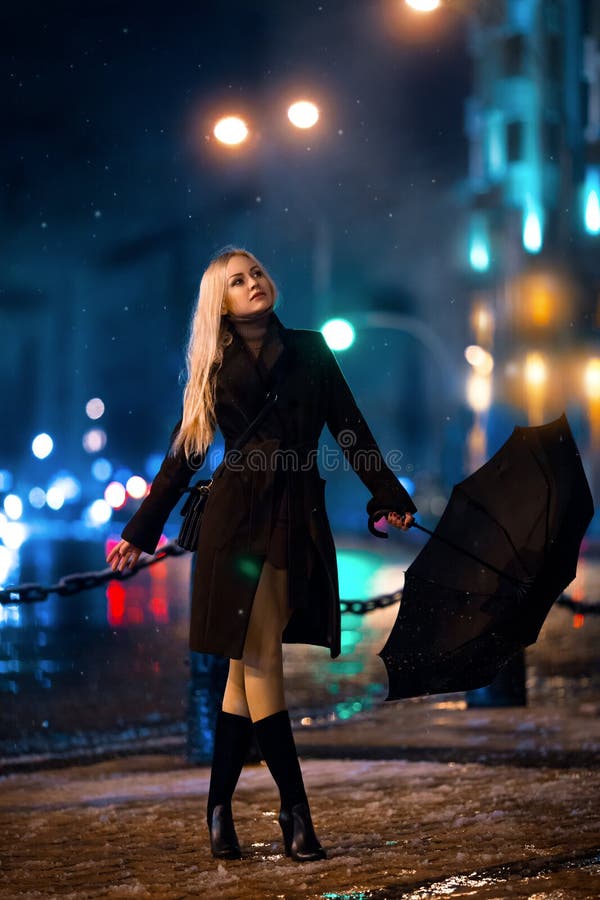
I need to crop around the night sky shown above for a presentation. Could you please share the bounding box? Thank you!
[2,0,470,475]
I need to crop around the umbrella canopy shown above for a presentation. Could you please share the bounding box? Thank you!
[378,413,594,701]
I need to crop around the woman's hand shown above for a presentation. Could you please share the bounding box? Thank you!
[386,511,415,531]
[106,539,143,572]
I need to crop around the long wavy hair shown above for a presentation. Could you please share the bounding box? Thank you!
[169,247,278,461]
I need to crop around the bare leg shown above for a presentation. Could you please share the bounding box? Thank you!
[242,560,292,722]
[222,658,250,718]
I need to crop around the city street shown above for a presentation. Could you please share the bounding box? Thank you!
[3,0,600,896]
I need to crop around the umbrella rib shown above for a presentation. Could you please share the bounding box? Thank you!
[457,488,531,575]
[526,444,552,562]
[410,522,523,588]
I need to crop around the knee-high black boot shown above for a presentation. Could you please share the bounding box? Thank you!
[207,710,253,859]
[253,709,326,862]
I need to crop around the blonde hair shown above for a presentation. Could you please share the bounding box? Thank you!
[170,247,278,462]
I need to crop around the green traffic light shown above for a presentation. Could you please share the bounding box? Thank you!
[321,318,355,351]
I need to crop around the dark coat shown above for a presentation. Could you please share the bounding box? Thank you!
[121,311,417,660]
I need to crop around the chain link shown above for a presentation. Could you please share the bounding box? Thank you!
[0,541,187,605]
[0,540,597,614]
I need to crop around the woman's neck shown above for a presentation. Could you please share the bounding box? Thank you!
[227,306,274,357]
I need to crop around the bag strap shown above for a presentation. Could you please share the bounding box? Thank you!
[229,389,279,452]
[183,389,279,495]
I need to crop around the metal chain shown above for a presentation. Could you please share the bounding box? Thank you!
[0,541,187,605]
[0,540,597,614]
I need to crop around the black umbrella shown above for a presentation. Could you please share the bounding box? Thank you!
[372,413,594,701]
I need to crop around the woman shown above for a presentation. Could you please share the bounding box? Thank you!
[107,247,416,862]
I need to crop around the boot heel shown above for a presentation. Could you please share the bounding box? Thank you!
[279,802,326,862]
[208,803,242,860]
[278,807,293,856]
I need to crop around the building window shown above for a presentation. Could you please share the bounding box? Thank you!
[503,34,526,77]
[506,121,523,163]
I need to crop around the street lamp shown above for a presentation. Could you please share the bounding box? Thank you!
[405,0,441,11]
[213,115,249,147]
[287,100,320,130]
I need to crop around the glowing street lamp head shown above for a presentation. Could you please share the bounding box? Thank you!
[405,0,441,11]
[213,116,249,146]
[287,100,319,130]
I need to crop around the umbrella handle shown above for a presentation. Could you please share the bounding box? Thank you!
[368,510,389,538]
[368,509,416,539]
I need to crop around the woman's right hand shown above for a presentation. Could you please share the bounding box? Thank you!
[106,539,143,572]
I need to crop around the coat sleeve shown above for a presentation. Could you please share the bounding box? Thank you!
[320,334,417,520]
[120,418,205,554]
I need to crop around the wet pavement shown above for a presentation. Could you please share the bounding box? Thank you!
[1,537,600,896]
[1,704,599,899]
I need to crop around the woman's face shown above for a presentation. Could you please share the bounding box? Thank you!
[223,255,274,316]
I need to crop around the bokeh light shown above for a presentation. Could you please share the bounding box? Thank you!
[465,345,494,375]
[50,474,81,502]
[104,481,127,509]
[0,544,12,583]
[83,428,107,453]
[3,495,23,521]
[2,522,27,550]
[87,499,112,526]
[321,318,356,351]
[28,487,46,509]
[46,486,65,511]
[466,371,492,413]
[584,358,600,400]
[92,458,113,482]
[524,352,547,387]
[85,397,105,420]
[32,433,53,459]
[126,475,148,499]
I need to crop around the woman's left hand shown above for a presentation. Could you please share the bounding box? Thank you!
[387,511,415,531]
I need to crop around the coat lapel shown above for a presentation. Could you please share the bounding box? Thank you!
[218,311,290,425]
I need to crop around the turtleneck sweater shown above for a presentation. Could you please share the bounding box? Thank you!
[227,306,274,358]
